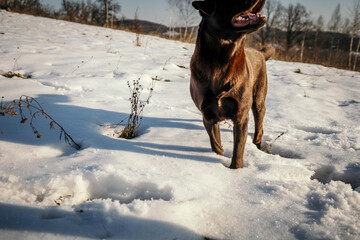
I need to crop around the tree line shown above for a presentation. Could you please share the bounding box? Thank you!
[0,0,121,27]
[252,0,360,71]
[165,0,360,71]
[1,0,359,71]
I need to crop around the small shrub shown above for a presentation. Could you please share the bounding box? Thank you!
[119,79,154,139]
[294,68,302,74]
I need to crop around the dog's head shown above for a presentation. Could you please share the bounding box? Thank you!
[193,0,267,37]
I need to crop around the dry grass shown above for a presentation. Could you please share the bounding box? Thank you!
[1,71,32,79]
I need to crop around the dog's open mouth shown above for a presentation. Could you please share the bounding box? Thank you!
[231,12,266,28]
[231,0,266,28]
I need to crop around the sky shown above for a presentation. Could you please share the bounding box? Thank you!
[41,0,356,27]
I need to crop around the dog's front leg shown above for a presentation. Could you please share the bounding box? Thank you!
[230,115,249,169]
[203,119,224,156]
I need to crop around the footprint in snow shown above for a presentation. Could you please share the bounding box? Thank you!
[40,207,68,220]
[90,176,173,204]
[311,163,360,190]
[260,143,305,159]
[338,100,360,107]
[295,125,341,135]
[260,134,305,159]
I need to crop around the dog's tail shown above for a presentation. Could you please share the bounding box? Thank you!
[260,46,275,61]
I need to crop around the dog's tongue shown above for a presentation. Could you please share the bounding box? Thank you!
[231,12,265,28]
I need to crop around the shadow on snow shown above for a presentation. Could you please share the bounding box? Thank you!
[0,94,221,163]
[0,202,201,239]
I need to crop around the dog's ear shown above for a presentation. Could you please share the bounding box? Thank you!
[192,0,216,16]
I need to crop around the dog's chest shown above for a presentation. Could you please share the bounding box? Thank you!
[209,62,253,96]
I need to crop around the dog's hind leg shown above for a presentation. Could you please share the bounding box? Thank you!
[252,82,267,149]
[203,119,224,156]
[252,104,265,149]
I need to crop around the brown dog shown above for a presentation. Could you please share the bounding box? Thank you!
[190,0,275,169]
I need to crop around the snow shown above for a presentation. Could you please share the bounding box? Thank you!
[0,10,360,240]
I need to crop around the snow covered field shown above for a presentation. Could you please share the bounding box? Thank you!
[0,10,359,240]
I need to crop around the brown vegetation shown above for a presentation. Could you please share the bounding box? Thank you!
[1,71,31,79]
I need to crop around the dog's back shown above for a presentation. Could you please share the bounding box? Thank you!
[245,46,275,87]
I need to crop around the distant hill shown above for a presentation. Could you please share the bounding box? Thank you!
[117,19,168,35]
[117,18,198,39]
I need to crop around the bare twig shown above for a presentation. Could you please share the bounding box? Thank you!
[163,56,174,70]
[0,95,81,150]
[68,56,93,75]
[12,55,21,72]
[261,132,285,154]
[102,224,111,238]
[54,195,72,205]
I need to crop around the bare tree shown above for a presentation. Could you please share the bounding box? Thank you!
[354,34,360,71]
[300,19,313,62]
[342,18,351,34]
[79,0,92,24]
[61,0,100,24]
[327,4,342,65]
[283,3,310,51]
[314,15,324,61]
[61,0,120,27]
[134,8,141,46]
[61,0,80,22]
[96,0,120,27]
[348,0,360,70]
[259,0,283,47]
[328,3,342,32]
[167,0,177,38]
[175,0,198,41]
